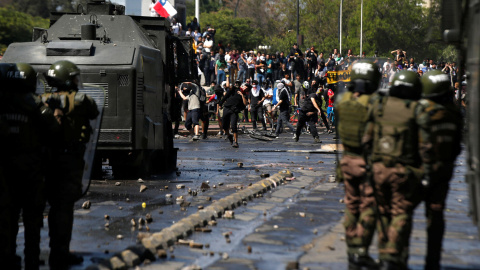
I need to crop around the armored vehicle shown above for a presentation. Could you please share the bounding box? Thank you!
[1,0,197,177]
[441,0,480,235]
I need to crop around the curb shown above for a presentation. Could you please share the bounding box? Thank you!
[86,170,293,270]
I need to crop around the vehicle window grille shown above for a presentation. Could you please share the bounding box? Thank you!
[84,83,109,107]
[118,74,129,86]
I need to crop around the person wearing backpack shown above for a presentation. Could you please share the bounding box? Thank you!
[178,81,203,141]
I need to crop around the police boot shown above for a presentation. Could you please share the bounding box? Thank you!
[379,260,406,270]
[348,254,379,270]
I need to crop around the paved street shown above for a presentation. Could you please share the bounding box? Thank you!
[15,123,480,270]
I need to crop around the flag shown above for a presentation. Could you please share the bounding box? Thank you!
[153,0,177,18]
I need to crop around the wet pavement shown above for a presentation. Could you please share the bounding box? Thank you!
[14,122,480,269]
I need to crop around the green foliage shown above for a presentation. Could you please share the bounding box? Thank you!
[199,8,262,51]
[0,6,49,54]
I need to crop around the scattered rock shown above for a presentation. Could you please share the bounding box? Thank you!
[260,173,270,178]
[191,190,198,196]
[176,184,185,189]
[176,196,184,204]
[205,243,210,248]
[140,185,148,193]
[327,246,335,251]
[318,161,324,164]
[222,253,229,260]
[273,225,279,229]
[178,239,193,245]
[130,219,136,227]
[137,178,144,183]
[145,213,153,223]
[313,229,318,235]
[209,251,214,256]
[158,210,163,214]
[104,215,110,220]
[195,227,212,233]
[247,246,252,253]
[138,218,146,225]
[116,234,123,240]
[213,185,217,188]
[180,201,190,207]
[237,162,243,168]
[82,201,91,209]
[105,222,109,227]
[200,182,210,189]
[306,156,310,159]
[226,174,229,176]
[255,168,260,172]
[218,182,224,186]
[189,242,204,249]
[299,212,306,218]
[198,205,204,210]
[263,210,267,216]
[118,206,123,210]
[165,194,172,198]
[339,199,344,203]
[115,182,121,186]
[164,186,169,189]
[175,171,181,176]
[208,220,217,226]
[340,236,346,241]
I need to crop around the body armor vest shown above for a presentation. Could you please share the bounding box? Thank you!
[42,90,94,146]
[0,92,43,153]
[417,99,462,162]
[337,91,371,155]
[371,96,421,166]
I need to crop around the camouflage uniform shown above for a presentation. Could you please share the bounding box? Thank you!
[0,63,58,270]
[337,91,376,257]
[363,70,424,269]
[42,60,99,269]
[336,61,382,270]
[417,71,462,270]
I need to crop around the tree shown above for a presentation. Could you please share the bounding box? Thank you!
[0,6,49,54]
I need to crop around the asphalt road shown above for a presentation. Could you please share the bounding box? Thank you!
[14,124,480,270]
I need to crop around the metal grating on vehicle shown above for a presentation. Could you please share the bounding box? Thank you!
[118,74,129,86]
[83,83,109,107]
[98,129,131,143]
[136,75,144,111]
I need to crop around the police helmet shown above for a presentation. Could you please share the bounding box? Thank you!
[421,70,451,98]
[348,60,381,94]
[0,63,37,92]
[389,70,422,100]
[303,81,310,89]
[45,60,81,90]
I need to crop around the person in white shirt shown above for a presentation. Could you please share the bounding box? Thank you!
[262,81,275,129]
[203,34,213,53]
[171,18,182,36]
[149,0,159,17]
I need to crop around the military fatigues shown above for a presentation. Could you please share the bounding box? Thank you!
[0,90,58,270]
[336,91,376,257]
[42,90,98,269]
[363,95,423,268]
[416,98,462,270]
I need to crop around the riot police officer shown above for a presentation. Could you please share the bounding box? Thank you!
[336,60,381,270]
[0,62,58,270]
[417,70,462,270]
[363,70,424,270]
[42,60,99,269]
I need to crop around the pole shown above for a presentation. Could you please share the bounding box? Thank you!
[339,0,343,55]
[195,0,200,25]
[297,0,300,44]
[360,0,363,56]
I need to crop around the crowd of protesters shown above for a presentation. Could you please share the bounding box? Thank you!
[167,15,465,147]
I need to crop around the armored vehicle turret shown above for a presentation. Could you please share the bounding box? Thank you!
[1,0,197,177]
